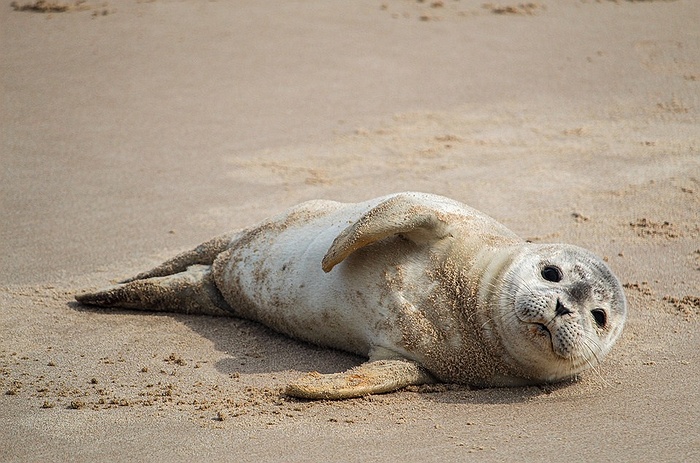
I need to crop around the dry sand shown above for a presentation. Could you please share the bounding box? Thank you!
[1,0,699,461]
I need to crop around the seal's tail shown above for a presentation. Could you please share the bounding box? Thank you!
[75,265,232,317]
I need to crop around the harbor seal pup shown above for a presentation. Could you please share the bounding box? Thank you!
[76,192,627,399]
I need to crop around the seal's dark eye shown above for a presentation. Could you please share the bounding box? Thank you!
[591,309,607,328]
[541,266,563,282]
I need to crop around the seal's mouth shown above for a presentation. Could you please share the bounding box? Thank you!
[533,323,550,336]
[529,322,554,352]
[530,322,578,360]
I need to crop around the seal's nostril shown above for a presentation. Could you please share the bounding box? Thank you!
[555,300,572,316]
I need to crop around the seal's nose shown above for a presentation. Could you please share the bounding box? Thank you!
[555,299,572,317]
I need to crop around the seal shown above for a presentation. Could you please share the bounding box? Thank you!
[76,192,627,399]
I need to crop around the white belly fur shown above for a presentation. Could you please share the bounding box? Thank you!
[213,194,491,358]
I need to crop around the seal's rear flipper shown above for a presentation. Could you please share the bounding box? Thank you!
[284,359,435,400]
[120,233,236,283]
[75,265,232,317]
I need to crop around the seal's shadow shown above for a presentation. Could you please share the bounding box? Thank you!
[70,302,576,405]
[416,379,578,405]
[176,310,364,375]
[69,301,362,375]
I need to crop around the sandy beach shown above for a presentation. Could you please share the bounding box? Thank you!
[2,1,699,461]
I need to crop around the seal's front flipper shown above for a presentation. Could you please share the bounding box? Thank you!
[322,193,453,272]
[285,359,435,400]
[75,265,232,317]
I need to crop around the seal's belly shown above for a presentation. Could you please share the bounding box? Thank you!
[214,200,389,355]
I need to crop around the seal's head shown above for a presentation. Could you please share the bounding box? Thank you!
[495,244,627,383]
